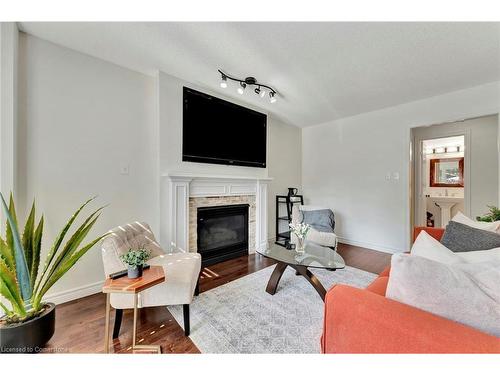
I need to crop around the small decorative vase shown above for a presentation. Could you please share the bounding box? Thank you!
[296,237,306,253]
[127,265,143,279]
[287,187,298,197]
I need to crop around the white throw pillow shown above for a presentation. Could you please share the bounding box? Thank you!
[386,254,500,337]
[452,212,500,233]
[411,230,500,264]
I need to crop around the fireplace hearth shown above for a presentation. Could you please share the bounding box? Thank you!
[197,204,249,266]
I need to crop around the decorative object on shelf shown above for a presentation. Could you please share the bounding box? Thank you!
[476,206,500,222]
[426,211,435,228]
[287,187,302,202]
[218,69,278,103]
[0,193,106,352]
[275,194,304,247]
[289,222,311,253]
[120,247,151,279]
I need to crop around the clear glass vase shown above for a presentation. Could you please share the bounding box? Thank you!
[296,237,306,253]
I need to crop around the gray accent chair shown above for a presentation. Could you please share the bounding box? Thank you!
[291,205,338,249]
[101,222,201,337]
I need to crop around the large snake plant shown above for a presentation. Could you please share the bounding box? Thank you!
[0,193,106,324]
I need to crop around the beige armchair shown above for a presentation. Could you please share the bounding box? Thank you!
[101,222,201,337]
[291,205,337,249]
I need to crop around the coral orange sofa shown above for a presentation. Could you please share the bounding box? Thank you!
[321,227,500,353]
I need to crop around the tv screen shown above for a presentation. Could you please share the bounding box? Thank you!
[182,87,267,168]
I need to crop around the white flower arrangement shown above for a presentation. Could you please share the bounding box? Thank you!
[289,222,311,239]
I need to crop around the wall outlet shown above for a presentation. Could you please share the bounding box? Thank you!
[120,164,130,175]
[385,172,391,180]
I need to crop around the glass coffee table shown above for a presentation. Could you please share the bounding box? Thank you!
[257,242,345,301]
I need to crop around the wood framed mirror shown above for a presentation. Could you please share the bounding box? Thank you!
[429,157,464,187]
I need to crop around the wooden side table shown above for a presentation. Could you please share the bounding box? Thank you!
[102,266,165,353]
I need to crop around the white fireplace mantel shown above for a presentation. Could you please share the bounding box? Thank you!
[163,173,272,254]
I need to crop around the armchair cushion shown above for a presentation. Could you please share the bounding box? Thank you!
[110,252,201,308]
[306,229,337,248]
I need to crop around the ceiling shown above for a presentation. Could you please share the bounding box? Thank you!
[18,22,500,127]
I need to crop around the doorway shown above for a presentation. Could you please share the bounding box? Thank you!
[410,114,499,233]
[417,135,466,228]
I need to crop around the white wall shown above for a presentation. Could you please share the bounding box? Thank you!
[267,118,302,239]
[156,72,301,248]
[17,33,158,299]
[302,82,500,253]
[0,23,18,220]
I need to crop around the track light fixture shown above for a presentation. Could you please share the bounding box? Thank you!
[218,69,278,103]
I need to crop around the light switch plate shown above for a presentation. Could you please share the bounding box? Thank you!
[392,172,400,180]
[120,164,130,175]
[385,172,391,180]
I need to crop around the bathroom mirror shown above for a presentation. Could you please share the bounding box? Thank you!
[430,157,464,187]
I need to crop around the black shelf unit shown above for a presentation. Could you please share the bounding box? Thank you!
[275,194,304,247]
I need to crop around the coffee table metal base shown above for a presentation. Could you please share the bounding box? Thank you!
[265,262,328,301]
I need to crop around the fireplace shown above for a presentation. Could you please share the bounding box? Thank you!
[197,204,249,266]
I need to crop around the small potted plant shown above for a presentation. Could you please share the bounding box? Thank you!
[476,206,500,222]
[289,222,311,253]
[120,247,150,278]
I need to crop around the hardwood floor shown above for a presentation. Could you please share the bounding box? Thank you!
[44,243,391,354]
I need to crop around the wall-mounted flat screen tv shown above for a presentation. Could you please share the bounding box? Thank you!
[182,87,267,168]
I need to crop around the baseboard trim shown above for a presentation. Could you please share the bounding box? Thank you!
[44,280,104,305]
[337,237,401,254]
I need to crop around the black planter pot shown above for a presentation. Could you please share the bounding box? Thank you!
[127,265,143,279]
[0,303,56,353]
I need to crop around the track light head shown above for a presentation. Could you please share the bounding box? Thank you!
[237,82,246,95]
[220,75,227,88]
[269,91,277,103]
[254,87,261,95]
